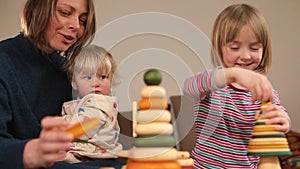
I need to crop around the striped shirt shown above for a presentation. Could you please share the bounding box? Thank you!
[183,68,285,169]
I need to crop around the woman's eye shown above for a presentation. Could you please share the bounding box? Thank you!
[79,16,87,25]
[79,19,87,25]
[59,10,70,16]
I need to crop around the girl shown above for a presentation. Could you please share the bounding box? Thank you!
[183,4,291,168]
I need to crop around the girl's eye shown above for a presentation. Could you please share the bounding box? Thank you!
[251,45,262,51]
[230,47,239,50]
[251,47,259,51]
[227,43,240,51]
[229,46,240,50]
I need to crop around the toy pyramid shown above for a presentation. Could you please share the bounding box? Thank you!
[247,102,292,169]
[118,69,193,169]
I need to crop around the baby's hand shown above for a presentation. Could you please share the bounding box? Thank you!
[260,104,291,133]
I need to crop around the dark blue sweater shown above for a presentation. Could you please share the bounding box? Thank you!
[0,34,125,169]
[0,34,72,168]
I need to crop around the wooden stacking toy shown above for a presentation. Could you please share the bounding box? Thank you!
[176,151,194,169]
[65,117,99,140]
[247,102,292,169]
[118,69,194,169]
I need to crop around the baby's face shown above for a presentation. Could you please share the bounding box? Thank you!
[71,71,112,98]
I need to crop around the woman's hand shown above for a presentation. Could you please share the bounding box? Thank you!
[260,104,291,133]
[23,116,73,169]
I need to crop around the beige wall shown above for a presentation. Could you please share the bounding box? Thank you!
[1,0,299,132]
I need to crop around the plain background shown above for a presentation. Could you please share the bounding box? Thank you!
[1,0,299,132]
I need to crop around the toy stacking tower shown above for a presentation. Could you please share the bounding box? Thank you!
[247,102,292,169]
[119,69,193,169]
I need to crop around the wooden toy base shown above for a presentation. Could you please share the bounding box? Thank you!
[258,156,281,169]
[126,161,181,169]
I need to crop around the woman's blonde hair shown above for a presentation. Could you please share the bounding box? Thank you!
[68,45,118,84]
[211,4,272,74]
[21,0,96,62]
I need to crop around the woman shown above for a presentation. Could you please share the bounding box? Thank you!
[0,0,124,168]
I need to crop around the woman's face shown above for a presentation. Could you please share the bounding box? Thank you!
[45,0,88,53]
[221,25,263,71]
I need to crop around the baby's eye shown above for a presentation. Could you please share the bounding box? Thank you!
[83,76,91,80]
[99,75,108,80]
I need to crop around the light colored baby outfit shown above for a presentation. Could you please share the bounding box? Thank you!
[62,93,122,163]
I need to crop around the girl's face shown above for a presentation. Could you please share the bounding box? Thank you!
[72,71,112,98]
[222,25,263,70]
[45,0,88,53]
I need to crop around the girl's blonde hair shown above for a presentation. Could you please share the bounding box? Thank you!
[68,45,117,84]
[21,0,96,62]
[211,4,272,74]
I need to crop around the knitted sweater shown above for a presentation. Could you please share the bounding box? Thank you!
[183,68,286,169]
[0,34,72,169]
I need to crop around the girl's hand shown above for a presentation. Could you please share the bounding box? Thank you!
[23,116,73,169]
[260,104,291,133]
[219,67,274,102]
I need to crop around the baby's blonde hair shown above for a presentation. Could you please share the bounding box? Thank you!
[68,45,117,84]
[211,4,272,74]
